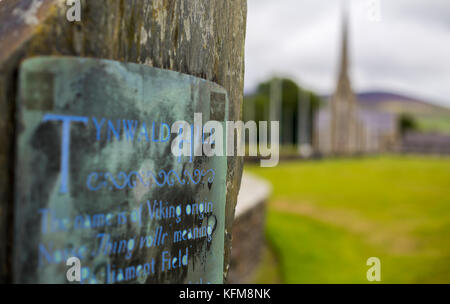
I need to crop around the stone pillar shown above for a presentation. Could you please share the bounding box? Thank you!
[298,90,312,156]
[269,78,282,143]
[0,0,246,283]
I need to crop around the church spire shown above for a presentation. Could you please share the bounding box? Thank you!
[339,0,350,79]
[330,0,359,155]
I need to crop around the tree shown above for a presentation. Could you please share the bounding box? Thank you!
[243,77,321,146]
[398,113,418,136]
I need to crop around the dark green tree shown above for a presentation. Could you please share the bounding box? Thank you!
[398,113,418,135]
[243,77,321,146]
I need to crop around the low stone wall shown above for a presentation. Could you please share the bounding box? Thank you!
[227,173,271,284]
[401,132,450,154]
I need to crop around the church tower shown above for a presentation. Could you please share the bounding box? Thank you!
[330,3,360,154]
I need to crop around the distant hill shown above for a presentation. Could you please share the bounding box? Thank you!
[357,92,421,106]
[357,92,450,119]
[356,91,450,116]
[322,91,450,134]
[322,91,449,115]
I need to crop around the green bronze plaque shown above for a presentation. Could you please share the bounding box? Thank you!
[13,57,228,284]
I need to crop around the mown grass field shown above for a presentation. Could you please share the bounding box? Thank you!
[246,155,450,283]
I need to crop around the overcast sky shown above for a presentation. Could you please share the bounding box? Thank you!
[244,0,450,108]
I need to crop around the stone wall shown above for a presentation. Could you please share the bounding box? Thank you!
[227,173,271,284]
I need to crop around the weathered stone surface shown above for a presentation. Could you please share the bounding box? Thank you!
[228,173,270,284]
[0,0,246,283]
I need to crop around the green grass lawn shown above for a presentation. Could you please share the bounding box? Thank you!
[246,155,450,283]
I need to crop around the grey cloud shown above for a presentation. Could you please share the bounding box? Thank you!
[245,0,450,107]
